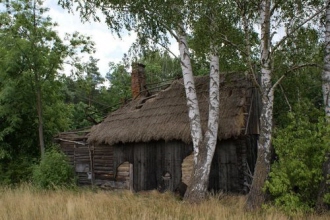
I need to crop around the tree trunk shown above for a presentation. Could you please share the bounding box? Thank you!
[36,86,45,158]
[316,153,330,212]
[184,142,213,203]
[32,1,45,158]
[246,93,273,209]
[246,0,272,211]
[184,52,220,203]
[316,0,330,212]
[176,25,203,153]
[34,70,45,158]
[323,1,330,118]
[176,23,220,203]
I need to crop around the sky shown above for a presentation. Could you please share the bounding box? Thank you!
[44,1,137,76]
[43,1,180,78]
[8,1,288,78]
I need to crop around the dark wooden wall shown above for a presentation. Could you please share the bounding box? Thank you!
[92,144,114,185]
[209,136,257,193]
[56,131,115,186]
[114,141,192,192]
[56,131,91,185]
[58,134,257,193]
[74,145,90,185]
[113,137,257,193]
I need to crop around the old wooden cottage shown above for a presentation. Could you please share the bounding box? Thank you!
[55,129,115,186]
[57,64,260,193]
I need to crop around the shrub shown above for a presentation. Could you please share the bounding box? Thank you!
[324,193,330,205]
[266,102,330,213]
[32,146,76,189]
[0,156,34,185]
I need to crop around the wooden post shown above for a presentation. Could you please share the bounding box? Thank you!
[73,144,76,170]
[129,163,134,192]
[88,144,94,186]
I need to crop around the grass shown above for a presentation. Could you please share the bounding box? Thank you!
[0,185,329,220]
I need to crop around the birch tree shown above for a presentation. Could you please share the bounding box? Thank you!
[324,1,330,118]
[245,0,273,210]
[316,0,330,211]
[246,0,325,210]
[58,0,225,202]
[176,17,220,201]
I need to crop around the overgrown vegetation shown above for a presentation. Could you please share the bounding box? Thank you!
[32,147,76,189]
[266,102,330,213]
[0,185,329,220]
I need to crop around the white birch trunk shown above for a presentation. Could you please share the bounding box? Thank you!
[316,0,330,211]
[323,1,330,118]
[176,25,203,158]
[175,21,221,202]
[183,48,220,203]
[259,0,273,164]
[205,53,220,165]
[246,0,273,210]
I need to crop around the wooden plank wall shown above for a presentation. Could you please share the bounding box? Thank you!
[244,135,258,182]
[56,131,91,186]
[59,143,74,167]
[57,132,116,187]
[209,139,244,192]
[155,141,191,192]
[56,132,88,167]
[74,145,90,185]
[114,141,192,192]
[182,137,257,194]
[58,132,257,193]
[93,144,115,185]
[133,143,157,191]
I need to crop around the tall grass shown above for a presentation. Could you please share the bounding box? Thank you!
[0,184,328,220]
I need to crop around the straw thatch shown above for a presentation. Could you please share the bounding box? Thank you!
[88,73,253,145]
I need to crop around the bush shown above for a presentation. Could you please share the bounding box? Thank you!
[266,102,330,213]
[0,155,35,185]
[32,146,76,189]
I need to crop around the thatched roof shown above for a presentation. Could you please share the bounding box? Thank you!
[88,73,254,145]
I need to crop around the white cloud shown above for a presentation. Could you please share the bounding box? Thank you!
[43,1,181,78]
[44,0,136,76]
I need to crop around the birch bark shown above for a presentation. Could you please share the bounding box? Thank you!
[176,25,203,156]
[246,0,273,210]
[184,51,220,203]
[316,0,330,211]
[323,0,330,118]
[176,24,220,203]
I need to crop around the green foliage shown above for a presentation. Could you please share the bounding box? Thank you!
[70,102,103,129]
[105,62,132,110]
[138,50,181,83]
[104,51,182,110]
[32,147,76,189]
[0,0,95,179]
[266,102,330,213]
[0,156,35,185]
[324,192,330,205]
[273,28,323,128]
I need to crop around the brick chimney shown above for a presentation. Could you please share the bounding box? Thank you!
[131,63,147,99]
